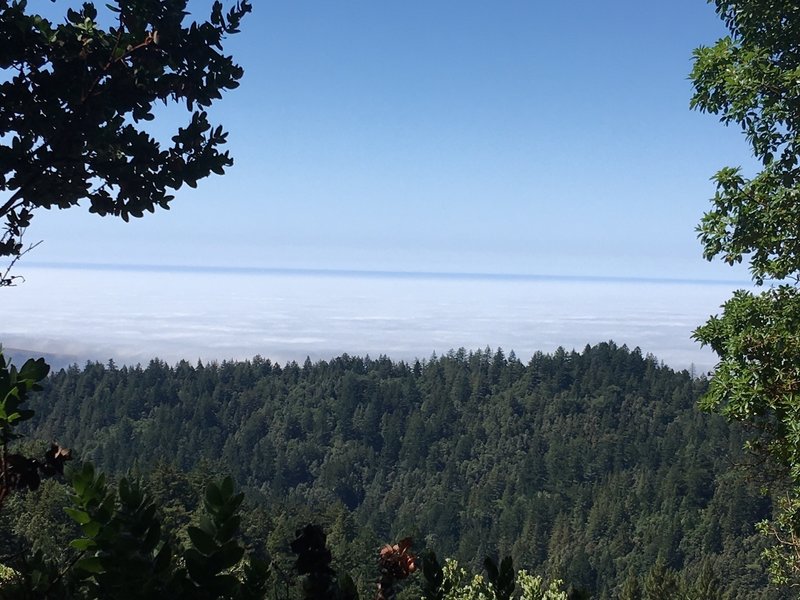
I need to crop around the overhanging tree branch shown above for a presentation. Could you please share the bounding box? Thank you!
[0,0,252,271]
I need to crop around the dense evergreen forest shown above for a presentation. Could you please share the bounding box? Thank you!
[1,342,787,598]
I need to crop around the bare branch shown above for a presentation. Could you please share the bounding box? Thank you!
[0,239,43,287]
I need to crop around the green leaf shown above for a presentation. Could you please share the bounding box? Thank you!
[118,477,132,503]
[75,557,105,574]
[185,548,207,582]
[198,515,216,537]
[154,543,172,574]
[82,520,101,538]
[142,522,162,553]
[19,357,50,382]
[188,526,219,556]
[215,515,240,543]
[16,408,34,421]
[205,482,224,509]
[70,538,96,551]
[210,573,239,595]
[220,476,234,498]
[64,508,91,525]
[209,541,244,572]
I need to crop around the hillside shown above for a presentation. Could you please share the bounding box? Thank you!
[13,342,786,598]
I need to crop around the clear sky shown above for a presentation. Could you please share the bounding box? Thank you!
[2,1,764,369]
[24,0,754,281]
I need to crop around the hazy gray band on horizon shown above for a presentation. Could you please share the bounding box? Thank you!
[22,261,752,287]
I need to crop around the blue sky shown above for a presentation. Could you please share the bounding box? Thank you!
[2,1,764,367]
[24,0,754,281]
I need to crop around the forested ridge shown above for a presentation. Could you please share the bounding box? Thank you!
[3,0,800,595]
[4,342,785,598]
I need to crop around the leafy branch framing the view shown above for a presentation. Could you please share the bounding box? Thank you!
[0,0,251,276]
[0,350,67,511]
[691,0,800,584]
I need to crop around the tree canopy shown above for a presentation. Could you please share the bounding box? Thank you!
[8,344,783,599]
[0,0,251,277]
[691,0,800,584]
[692,0,800,284]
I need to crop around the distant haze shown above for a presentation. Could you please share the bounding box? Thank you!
[2,265,748,373]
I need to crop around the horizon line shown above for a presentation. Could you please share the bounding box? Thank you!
[22,260,752,287]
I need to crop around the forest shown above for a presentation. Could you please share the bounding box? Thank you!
[0,342,788,598]
[3,0,800,597]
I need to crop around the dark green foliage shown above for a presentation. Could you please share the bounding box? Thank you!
[182,477,248,598]
[641,560,680,600]
[0,353,48,446]
[65,463,175,598]
[13,343,789,598]
[0,352,64,511]
[691,0,800,583]
[420,552,451,600]
[1,476,78,563]
[618,575,641,600]
[694,286,800,482]
[1,466,267,599]
[290,524,357,600]
[691,0,800,283]
[291,524,333,599]
[0,0,251,269]
[484,556,515,600]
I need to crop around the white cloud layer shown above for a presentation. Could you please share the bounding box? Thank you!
[2,267,746,372]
